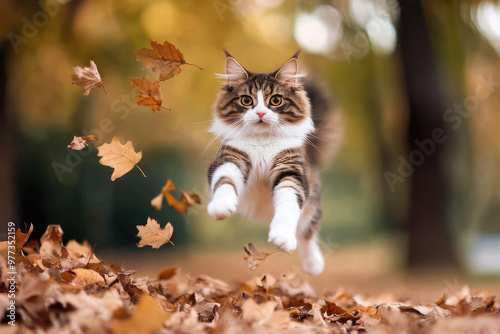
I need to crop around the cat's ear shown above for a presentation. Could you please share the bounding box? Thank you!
[224,50,248,85]
[275,50,301,85]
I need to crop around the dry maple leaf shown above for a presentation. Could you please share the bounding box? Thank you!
[136,217,174,248]
[71,60,107,95]
[97,136,146,181]
[130,77,169,112]
[134,40,203,81]
[151,179,201,213]
[68,135,98,151]
[243,243,271,270]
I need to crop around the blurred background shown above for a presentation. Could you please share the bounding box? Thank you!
[1,0,500,294]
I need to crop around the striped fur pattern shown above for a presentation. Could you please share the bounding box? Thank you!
[207,51,340,276]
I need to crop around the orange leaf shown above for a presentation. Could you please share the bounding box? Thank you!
[130,77,167,112]
[158,267,178,280]
[151,179,201,213]
[97,136,146,181]
[134,40,202,81]
[15,223,34,252]
[71,60,107,95]
[136,217,174,249]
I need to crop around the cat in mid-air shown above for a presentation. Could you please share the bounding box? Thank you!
[207,51,341,275]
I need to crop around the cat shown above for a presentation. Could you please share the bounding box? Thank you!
[207,50,341,275]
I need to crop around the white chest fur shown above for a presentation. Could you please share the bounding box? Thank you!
[221,134,304,223]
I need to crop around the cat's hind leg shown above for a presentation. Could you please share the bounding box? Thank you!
[297,182,325,276]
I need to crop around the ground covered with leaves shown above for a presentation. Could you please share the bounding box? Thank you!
[1,225,500,334]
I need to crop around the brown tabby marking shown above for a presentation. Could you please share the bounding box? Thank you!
[208,145,252,192]
[270,148,310,209]
[215,74,311,125]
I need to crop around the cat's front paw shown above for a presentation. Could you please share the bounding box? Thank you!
[207,196,238,220]
[268,222,297,253]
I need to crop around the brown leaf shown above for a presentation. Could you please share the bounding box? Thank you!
[40,225,64,258]
[72,268,105,286]
[97,136,146,181]
[151,179,201,213]
[159,267,178,280]
[180,189,202,207]
[15,223,34,252]
[71,60,107,95]
[322,300,360,323]
[136,217,174,249]
[134,40,202,81]
[130,77,168,112]
[243,243,270,270]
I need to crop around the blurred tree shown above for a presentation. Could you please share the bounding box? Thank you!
[397,0,457,268]
[0,40,18,229]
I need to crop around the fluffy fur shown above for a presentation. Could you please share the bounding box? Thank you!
[207,51,340,276]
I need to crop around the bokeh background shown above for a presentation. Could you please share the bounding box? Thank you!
[1,0,500,295]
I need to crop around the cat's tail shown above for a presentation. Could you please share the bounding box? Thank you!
[303,77,343,167]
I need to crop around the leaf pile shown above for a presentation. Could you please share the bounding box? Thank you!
[1,225,500,334]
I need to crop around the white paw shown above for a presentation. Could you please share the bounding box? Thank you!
[300,242,325,276]
[268,224,297,253]
[302,253,325,276]
[207,196,237,220]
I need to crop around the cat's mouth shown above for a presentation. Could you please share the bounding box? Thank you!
[257,120,264,124]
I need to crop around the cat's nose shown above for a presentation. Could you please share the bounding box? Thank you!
[256,111,266,119]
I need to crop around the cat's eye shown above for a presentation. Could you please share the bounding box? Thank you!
[240,95,253,106]
[269,95,282,106]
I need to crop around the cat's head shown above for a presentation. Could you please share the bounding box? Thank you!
[211,51,313,141]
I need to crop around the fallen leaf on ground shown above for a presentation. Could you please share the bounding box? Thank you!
[71,60,107,95]
[243,243,271,270]
[151,179,201,213]
[159,267,178,280]
[72,268,105,286]
[134,40,203,81]
[15,223,34,253]
[97,136,146,181]
[130,77,168,112]
[39,225,63,258]
[136,217,174,249]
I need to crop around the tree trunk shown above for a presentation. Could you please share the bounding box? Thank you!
[0,41,18,231]
[397,0,457,268]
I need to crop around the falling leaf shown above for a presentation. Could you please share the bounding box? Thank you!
[97,136,146,181]
[136,217,174,249]
[151,179,201,213]
[243,243,270,270]
[180,189,201,207]
[134,40,203,81]
[130,77,169,112]
[67,135,99,151]
[151,193,164,211]
[71,60,107,95]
